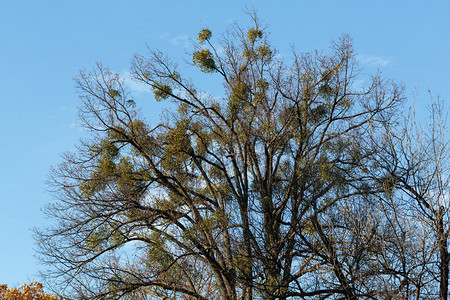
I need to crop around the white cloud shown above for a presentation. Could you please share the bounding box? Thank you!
[170,34,190,47]
[352,79,368,92]
[160,32,191,48]
[358,55,390,67]
[121,70,152,94]
[159,32,171,40]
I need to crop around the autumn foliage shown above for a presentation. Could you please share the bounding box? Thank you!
[0,282,59,300]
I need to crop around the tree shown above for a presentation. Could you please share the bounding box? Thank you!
[374,95,450,299]
[0,282,61,300]
[36,14,406,299]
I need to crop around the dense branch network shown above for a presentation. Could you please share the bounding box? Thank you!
[36,14,450,300]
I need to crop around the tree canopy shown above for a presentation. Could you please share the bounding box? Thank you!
[36,14,450,299]
[0,282,60,300]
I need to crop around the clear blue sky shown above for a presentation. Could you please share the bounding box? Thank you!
[1,0,449,287]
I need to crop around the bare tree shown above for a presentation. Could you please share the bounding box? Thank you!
[374,95,450,299]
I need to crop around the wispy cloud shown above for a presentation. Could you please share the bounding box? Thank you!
[358,55,390,67]
[121,70,152,94]
[352,79,368,92]
[160,32,192,48]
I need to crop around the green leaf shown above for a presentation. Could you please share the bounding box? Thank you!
[247,27,263,43]
[152,83,172,101]
[197,28,212,44]
[193,49,216,73]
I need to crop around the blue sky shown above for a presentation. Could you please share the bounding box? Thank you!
[1,0,449,287]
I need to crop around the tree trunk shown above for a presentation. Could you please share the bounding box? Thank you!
[437,205,448,300]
